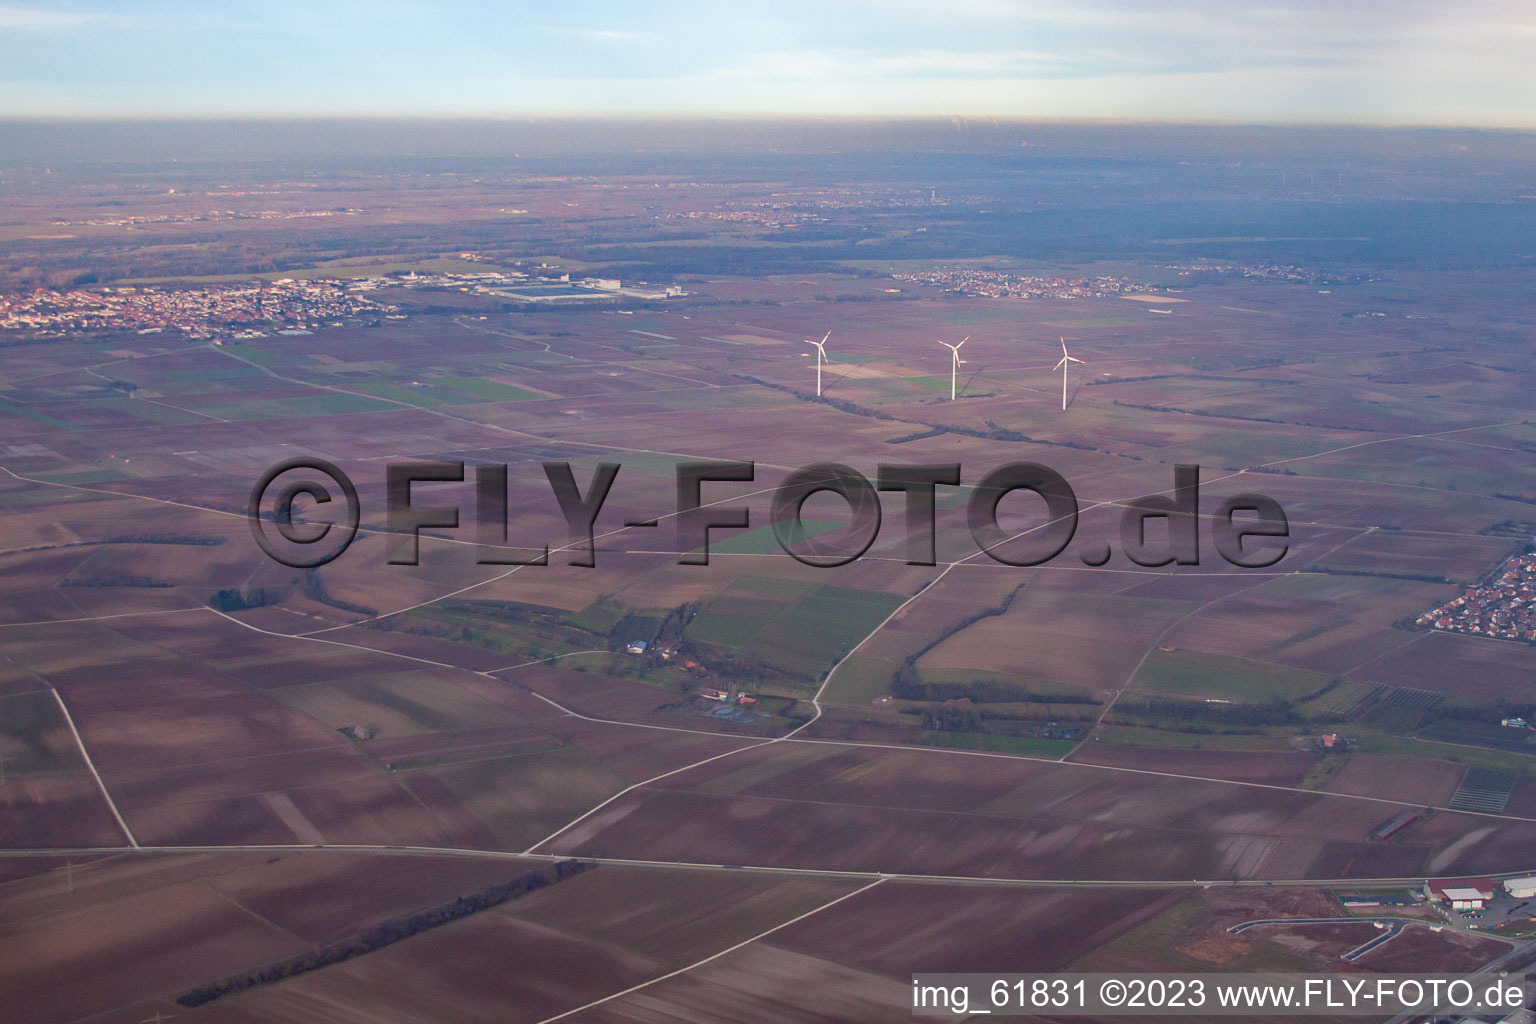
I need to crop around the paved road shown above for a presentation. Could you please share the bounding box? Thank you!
[1228,917,1420,961]
[0,842,1525,893]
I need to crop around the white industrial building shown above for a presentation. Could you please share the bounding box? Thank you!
[1504,875,1536,898]
[1441,887,1487,910]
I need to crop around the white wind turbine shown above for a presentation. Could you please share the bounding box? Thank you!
[1053,337,1084,411]
[937,336,969,400]
[804,331,831,396]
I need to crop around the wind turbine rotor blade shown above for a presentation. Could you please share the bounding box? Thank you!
[956,336,969,348]
[1053,357,1067,371]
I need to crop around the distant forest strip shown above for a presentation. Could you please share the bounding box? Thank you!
[176,859,594,1008]
[735,374,1098,451]
[0,534,225,557]
[734,374,895,421]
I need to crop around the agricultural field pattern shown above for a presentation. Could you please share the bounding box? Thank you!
[3,122,1536,1022]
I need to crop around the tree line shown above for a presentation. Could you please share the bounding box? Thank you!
[177,860,594,1008]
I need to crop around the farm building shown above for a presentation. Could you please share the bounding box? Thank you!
[1442,888,1487,910]
[1424,877,1495,908]
[1370,810,1419,840]
[1505,876,1536,898]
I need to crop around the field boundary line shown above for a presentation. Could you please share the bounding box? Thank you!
[51,689,138,849]
[531,877,887,1024]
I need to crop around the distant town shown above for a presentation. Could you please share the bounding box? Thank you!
[891,267,1165,300]
[48,208,363,228]
[892,262,1374,301]
[0,265,684,338]
[0,278,395,340]
[1416,552,1536,643]
[1164,261,1380,286]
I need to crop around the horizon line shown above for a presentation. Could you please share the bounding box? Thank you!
[2,114,1535,134]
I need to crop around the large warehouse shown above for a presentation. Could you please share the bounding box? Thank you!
[1505,876,1536,899]
[1425,877,1496,908]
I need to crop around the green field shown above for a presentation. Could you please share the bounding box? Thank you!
[686,594,794,648]
[908,375,958,393]
[821,653,902,705]
[1356,733,1536,775]
[0,487,118,509]
[707,519,845,556]
[686,577,813,647]
[1131,649,1330,703]
[33,467,131,485]
[686,578,905,683]
[565,597,632,636]
[0,399,76,430]
[750,585,907,680]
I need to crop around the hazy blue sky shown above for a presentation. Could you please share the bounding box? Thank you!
[3,0,1533,126]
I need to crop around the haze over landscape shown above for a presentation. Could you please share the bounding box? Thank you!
[3,0,1536,124]
[3,3,1536,1023]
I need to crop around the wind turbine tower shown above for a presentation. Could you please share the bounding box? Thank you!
[938,336,969,400]
[804,331,831,396]
[1053,337,1084,411]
